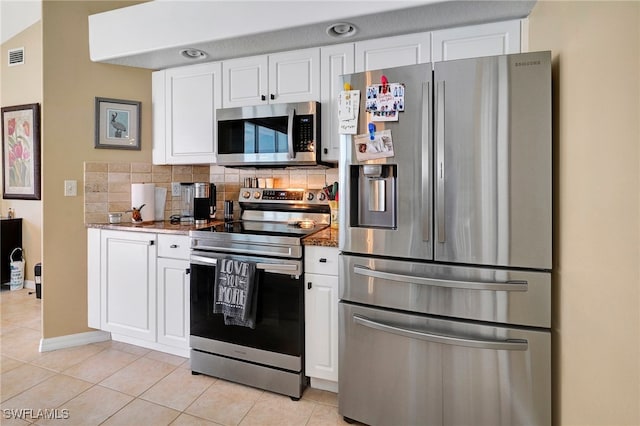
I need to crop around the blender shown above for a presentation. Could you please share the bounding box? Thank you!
[179,183,195,223]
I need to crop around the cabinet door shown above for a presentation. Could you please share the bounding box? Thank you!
[432,20,521,62]
[222,55,268,107]
[268,48,320,104]
[305,273,339,383]
[87,228,101,329]
[160,62,222,164]
[157,257,190,349]
[355,32,431,72]
[100,230,157,341]
[320,43,354,162]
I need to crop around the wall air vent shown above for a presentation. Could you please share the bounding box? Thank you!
[8,47,25,66]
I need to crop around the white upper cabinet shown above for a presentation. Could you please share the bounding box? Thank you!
[223,48,320,108]
[432,20,521,62]
[355,33,432,72]
[152,61,222,164]
[320,43,355,163]
[222,55,268,107]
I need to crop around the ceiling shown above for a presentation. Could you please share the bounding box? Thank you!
[89,0,537,70]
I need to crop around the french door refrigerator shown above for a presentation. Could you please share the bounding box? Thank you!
[338,51,552,426]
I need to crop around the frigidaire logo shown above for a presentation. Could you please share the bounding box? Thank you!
[515,60,541,67]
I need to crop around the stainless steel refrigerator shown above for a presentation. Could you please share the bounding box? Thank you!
[338,51,552,426]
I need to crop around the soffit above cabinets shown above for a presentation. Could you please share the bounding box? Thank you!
[89,0,536,70]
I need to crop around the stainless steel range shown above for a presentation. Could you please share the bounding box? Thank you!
[189,188,329,399]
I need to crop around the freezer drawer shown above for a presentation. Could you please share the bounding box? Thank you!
[340,253,551,328]
[339,302,551,426]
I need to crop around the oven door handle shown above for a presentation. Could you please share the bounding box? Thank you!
[353,314,528,351]
[191,243,298,258]
[190,255,300,274]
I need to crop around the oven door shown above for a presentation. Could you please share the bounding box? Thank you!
[189,252,304,371]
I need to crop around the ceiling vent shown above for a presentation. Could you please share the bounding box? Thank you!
[8,47,25,66]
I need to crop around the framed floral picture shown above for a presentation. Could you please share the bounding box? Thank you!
[94,97,141,150]
[2,103,41,200]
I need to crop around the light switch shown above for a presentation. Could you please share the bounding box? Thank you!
[64,180,77,197]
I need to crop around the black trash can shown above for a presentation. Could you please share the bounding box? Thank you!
[34,263,42,299]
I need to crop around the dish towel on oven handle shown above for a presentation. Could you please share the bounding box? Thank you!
[213,258,258,329]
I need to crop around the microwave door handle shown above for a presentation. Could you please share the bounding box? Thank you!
[287,107,295,159]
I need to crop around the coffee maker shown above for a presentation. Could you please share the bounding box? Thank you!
[194,183,216,224]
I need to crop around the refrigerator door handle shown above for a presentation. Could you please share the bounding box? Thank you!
[352,314,529,351]
[421,81,431,243]
[353,264,528,292]
[436,81,446,243]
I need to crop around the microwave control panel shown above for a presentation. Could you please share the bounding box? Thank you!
[295,115,315,152]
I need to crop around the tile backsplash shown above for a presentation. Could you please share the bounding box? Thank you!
[84,162,338,224]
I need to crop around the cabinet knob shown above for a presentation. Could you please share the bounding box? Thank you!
[261,95,266,101]
[186,268,191,275]
[270,94,275,100]
[319,258,327,263]
[307,281,312,289]
[323,148,328,154]
[170,244,179,248]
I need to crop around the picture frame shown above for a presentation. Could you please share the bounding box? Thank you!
[2,103,41,200]
[94,97,141,150]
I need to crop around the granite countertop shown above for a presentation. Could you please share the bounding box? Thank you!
[303,227,338,248]
[86,220,339,247]
[85,220,222,235]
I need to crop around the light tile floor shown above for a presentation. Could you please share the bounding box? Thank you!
[0,288,351,425]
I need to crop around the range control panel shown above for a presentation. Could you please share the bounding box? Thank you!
[239,188,328,204]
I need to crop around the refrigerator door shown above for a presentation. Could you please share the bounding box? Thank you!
[340,63,433,260]
[339,302,551,426]
[434,51,552,269]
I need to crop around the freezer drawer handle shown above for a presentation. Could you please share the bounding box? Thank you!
[353,314,528,351]
[353,265,527,292]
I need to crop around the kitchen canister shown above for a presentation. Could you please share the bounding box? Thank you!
[131,183,156,222]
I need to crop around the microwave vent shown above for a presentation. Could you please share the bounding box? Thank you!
[8,47,25,66]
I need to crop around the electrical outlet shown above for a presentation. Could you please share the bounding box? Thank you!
[171,182,181,197]
[64,180,77,197]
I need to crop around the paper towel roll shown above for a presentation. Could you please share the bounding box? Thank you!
[131,183,155,222]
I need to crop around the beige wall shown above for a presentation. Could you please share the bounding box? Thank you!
[529,1,640,425]
[41,0,149,337]
[1,21,42,281]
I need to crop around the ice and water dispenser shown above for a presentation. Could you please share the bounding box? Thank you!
[350,164,397,229]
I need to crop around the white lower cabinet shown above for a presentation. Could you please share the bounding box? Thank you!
[305,246,339,392]
[101,230,157,342]
[157,235,190,351]
[88,229,191,357]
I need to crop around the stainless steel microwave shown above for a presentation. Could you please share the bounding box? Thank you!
[216,102,321,167]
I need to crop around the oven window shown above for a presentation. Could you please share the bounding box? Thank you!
[190,262,303,357]
[218,117,288,154]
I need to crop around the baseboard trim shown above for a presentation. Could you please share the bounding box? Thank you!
[39,330,111,352]
[309,377,338,393]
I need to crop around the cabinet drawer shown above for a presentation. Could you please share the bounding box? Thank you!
[305,246,339,276]
[157,234,190,260]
